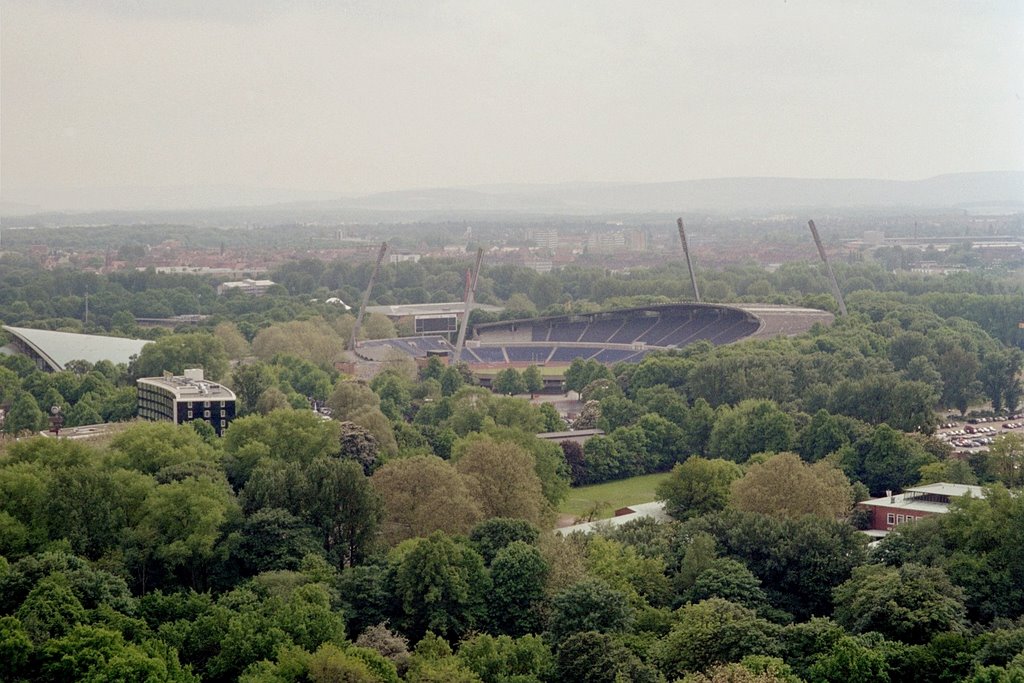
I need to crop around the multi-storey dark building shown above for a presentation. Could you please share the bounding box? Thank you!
[137,368,237,436]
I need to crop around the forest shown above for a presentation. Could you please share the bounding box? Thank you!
[1,248,1023,682]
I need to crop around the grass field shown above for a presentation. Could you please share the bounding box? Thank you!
[558,472,671,522]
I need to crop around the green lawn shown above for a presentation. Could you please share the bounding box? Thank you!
[558,472,672,521]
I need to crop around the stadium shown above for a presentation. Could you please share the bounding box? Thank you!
[354,302,834,388]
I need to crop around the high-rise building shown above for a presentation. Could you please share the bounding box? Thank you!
[137,369,237,436]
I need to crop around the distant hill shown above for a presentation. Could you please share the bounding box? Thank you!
[3,172,1021,219]
[339,172,1024,214]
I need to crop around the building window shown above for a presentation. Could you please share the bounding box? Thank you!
[896,514,905,524]
[220,410,225,417]
[886,513,895,525]
[204,410,210,418]
[204,401,211,408]
[188,401,193,408]
[187,410,192,418]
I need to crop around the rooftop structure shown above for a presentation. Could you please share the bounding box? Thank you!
[1,325,151,372]
[557,501,670,535]
[364,302,504,318]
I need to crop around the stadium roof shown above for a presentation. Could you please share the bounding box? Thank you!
[365,302,504,318]
[2,325,151,371]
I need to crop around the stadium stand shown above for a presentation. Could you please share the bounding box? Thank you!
[546,321,589,342]
[355,303,832,375]
[608,317,658,344]
[505,346,555,363]
[578,319,625,343]
[470,346,508,363]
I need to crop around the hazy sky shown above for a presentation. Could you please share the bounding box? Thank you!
[2,0,1023,210]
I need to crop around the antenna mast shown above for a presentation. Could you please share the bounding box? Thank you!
[807,220,848,316]
[452,247,484,364]
[677,218,701,303]
[349,242,388,350]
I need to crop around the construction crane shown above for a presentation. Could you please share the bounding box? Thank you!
[807,220,848,317]
[452,247,484,364]
[677,218,701,303]
[349,242,388,351]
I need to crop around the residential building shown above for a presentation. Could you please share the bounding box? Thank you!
[217,279,276,296]
[137,368,237,436]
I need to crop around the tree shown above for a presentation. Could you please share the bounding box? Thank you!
[561,440,587,486]
[251,319,345,369]
[109,421,218,475]
[708,400,794,463]
[214,321,251,360]
[657,458,743,521]
[839,424,935,496]
[564,358,612,394]
[469,517,540,565]
[339,421,383,475]
[348,406,399,458]
[327,380,380,421]
[654,599,780,679]
[597,396,642,432]
[538,402,565,432]
[233,508,325,576]
[730,452,854,519]
[522,365,544,394]
[15,573,86,644]
[242,458,382,567]
[302,458,382,567]
[128,476,241,591]
[936,346,983,414]
[3,391,44,435]
[0,616,33,681]
[682,397,716,457]
[985,434,1024,488]
[981,348,1024,414]
[370,456,482,545]
[130,332,229,381]
[555,631,661,683]
[488,541,549,636]
[39,624,191,682]
[454,437,550,527]
[581,378,623,403]
[584,536,672,608]
[458,633,555,682]
[222,409,341,487]
[231,362,276,415]
[391,532,490,641]
[371,370,413,420]
[686,558,769,611]
[805,635,890,683]
[255,387,291,414]
[832,563,967,644]
[547,578,633,642]
[492,368,526,396]
[355,623,411,677]
[361,313,396,340]
[796,410,867,463]
[689,510,868,619]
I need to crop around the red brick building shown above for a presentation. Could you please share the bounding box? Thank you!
[857,482,987,539]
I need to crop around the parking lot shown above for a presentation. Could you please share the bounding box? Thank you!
[935,414,1024,453]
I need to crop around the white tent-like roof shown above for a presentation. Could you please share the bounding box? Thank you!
[2,325,151,371]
